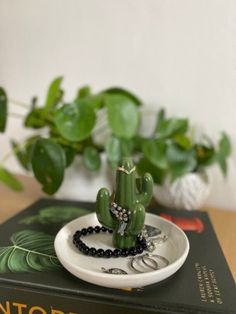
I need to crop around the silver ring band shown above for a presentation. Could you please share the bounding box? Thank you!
[130,256,143,273]
[144,253,169,267]
[141,255,159,270]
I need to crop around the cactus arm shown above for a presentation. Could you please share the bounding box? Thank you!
[96,188,116,229]
[126,203,145,235]
[136,173,153,208]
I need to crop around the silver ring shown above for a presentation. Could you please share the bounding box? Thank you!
[130,256,144,273]
[144,253,169,267]
[141,255,159,270]
[129,255,160,273]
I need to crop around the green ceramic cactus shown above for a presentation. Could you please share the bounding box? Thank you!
[96,157,153,249]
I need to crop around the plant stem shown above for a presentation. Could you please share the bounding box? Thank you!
[0,151,13,164]
[9,99,30,109]
[0,136,38,165]
[9,112,24,119]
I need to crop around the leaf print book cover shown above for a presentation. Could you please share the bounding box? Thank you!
[0,198,235,314]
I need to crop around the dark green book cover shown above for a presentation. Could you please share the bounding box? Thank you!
[0,198,235,314]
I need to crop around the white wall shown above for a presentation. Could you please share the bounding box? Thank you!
[0,0,236,210]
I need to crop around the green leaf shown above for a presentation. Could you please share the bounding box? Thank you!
[120,138,134,157]
[218,132,231,157]
[103,87,142,106]
[106,136,121,167]
[0,167,23,191]
[106,94,139,139]
[217,157,227,176]
[154,108,166,134]
[54,101,96,142]
[136,158,165,184]
[77,86,91,99]
[166,143,197,181]
[83,146,101,171]
[0,87,7,132]
[155,118,188,139]
[174,134,192,150]
[24,108,47,129]
[31,138,66,194]
[195,144,216,167]
[84,94,105,109]
[75,85,104,108]
[131,135,144,152]
[11,137,38,171]
[0,230,61,273]
[11,140,30,171]
[20,206,90,225]
[141,139,168,169]
[106,136,134,167]
[217,133,231,176]
[61,145,76,167]
[44,76,63,114]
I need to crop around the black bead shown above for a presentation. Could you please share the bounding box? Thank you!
[96,249,104,257]
[88,247,97,256]
[138,238,145,245]
[76,240,82,248]
[75,230,82,237]
[104,249,113,258]
[82,246,89,255]
[128,247,137,256]
[72,225,148,258]
[79,242,86,249]
[75,236,81,242]
[73,232,81,240]
[142,243,147,249]
[139,239,147,249]
[81,228,87,236]
[113,249,121,257]
[87,226,94,234]
[136,246,144,254]
[121,249,129,257]
[94,226,101,233]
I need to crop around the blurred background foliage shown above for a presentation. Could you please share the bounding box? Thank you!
[0,77,231,194]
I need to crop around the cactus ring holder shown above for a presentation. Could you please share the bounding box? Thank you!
[54,157,190,288]
[96,158,153,250]
[72,158,154,257]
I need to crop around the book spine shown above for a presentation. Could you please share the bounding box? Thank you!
[0,284,151,314]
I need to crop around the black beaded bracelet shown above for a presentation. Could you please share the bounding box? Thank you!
[72,225,147,258]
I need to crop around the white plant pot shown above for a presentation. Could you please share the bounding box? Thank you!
[154,173,210,210]
[55,153,114,202]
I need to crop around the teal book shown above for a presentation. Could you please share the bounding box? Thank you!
[0,198,235,314]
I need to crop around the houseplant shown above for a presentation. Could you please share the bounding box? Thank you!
[0,78,231,209]
[0,77,142,198]
[136,109,231,209]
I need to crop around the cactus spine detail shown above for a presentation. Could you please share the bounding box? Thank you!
[96,157,153,249]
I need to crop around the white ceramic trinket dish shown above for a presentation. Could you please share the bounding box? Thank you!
[54,213,189,288]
